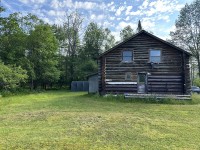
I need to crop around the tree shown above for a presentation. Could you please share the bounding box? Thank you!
[0,1,5,22]
[83,22,105,60]
[63,11,83,83]
[0,61,27,90]
[51,24,68,87]
[0,13,27,65]
[136,20,142,32]
[170,0,200,77]
[103,28,115,51]
[120,25,134,41]
[27,24,60,89]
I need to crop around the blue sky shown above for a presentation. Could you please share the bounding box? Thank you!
[1,0,193,41]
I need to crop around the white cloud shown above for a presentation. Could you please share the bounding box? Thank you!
[50,0,100,10]
[47,10,66,17]
[130,10,143,16]
[125,6,133,15]
[107,1,114,7]
[142,20,155,29]
[146,0,184,16]
[18,0,29,4]
[19,0,46,4]
[125,16,130,21]
[115,6,125,16]
[90,14,104,21]
[111,31,120,41]
[74,1,98,10]
[42,17,52,24]
[110,16,115,20]
[116,21,137,31]
[110,5,116,12]
[139,0,149,9]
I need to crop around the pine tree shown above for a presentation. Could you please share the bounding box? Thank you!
[137,20,142,32]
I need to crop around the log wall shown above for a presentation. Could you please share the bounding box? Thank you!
[98,32,191,95]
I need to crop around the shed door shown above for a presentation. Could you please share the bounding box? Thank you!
[137,73,147,94]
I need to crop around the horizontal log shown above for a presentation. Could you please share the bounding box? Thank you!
[148,79,182,82]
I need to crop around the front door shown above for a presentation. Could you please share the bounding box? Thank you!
[137,73,147,94]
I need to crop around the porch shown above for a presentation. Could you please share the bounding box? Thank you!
[124,93,191,100]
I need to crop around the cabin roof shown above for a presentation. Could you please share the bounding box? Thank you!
[99,30,191,58]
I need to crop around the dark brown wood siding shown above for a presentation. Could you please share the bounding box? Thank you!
[99,32,191,94]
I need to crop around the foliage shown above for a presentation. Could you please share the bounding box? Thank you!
[103,28,115,51]
[0,91,200,149]
[83,22,105,60]
[75,59,98,80]
[0,13,27,65]
[0,61,28,90]
[194,78,200,87]
[170,0,200,77]
[136,20,142,32]
[27,24,60,88]
[63,11,83,83]
[120,25,134,41]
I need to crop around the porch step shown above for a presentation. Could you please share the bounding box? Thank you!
[124,93,191,100]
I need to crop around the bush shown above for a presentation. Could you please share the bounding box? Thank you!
[194,78,200,87]
[0,61,28,90]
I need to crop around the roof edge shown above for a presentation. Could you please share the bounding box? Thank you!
[98,30,191,58]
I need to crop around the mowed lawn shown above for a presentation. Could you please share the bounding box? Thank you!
[0,91,200,150]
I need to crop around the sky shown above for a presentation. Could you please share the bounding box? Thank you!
[1,0,194,41]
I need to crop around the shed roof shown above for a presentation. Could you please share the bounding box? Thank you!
[99,30,191,58]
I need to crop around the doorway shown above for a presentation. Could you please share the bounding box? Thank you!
[137,73,147,94]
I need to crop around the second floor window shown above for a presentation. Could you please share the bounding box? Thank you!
[150,50,161,63]
[122,51,133,62]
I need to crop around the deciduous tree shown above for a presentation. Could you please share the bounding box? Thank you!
[170,0,200,77]
[27,24,60,89]
[120,25,134,41]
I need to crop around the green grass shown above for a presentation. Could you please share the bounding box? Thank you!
[0,91,200,149]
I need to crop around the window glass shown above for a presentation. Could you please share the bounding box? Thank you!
[139,74,146,83]
[150,50,161,56]
[123,51,133,62]
[150,50,161,63]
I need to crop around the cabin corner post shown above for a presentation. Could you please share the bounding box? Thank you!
[98,59,102,94]
[182,53,191,94]
[98,57,105,95]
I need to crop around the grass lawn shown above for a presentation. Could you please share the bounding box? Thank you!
[0,91,200,150]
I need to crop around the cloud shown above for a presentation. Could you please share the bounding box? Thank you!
[125,6,132,15]
[110,16,115,20]
[107,1,114,7]
[74,1,98,10]
[90,14,104,21]
[141,18,155,29]
[109,5,116,12]
[111,31,120,41]
[116,21,137,31]
[146,0,184,16]
[50,0,101,10]
[115,6,125,16]
[125,16,130,21]
[19,0,46,4]
[18,0,29,4]
[139,0,149,9]
[47,10,66,17]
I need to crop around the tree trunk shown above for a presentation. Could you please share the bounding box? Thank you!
[31,78,34,91]
[197,55,200,78]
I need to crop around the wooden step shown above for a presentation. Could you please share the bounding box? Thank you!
[124,93,191,100]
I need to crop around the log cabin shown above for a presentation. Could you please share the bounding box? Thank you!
[98,30,191,95]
